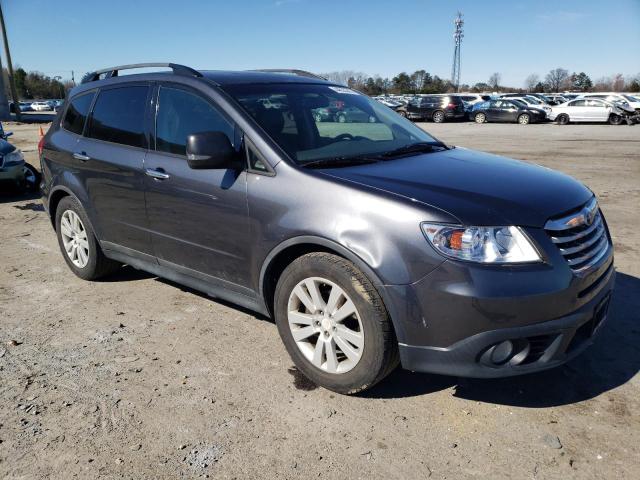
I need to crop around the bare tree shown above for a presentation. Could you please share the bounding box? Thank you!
[611,73,625,91]
[524,74,540,92]
[321,70,367,86]
[545,68,569,92]
[488,72,501,90]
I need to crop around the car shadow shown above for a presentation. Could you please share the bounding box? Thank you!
[0,190,41,204]
[362,271,640,406]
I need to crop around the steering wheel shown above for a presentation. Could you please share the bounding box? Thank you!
[334,133,354,141]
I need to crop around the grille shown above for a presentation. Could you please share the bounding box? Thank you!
[545,198,610,274]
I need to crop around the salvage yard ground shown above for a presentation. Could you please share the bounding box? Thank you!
[1,121,639,479]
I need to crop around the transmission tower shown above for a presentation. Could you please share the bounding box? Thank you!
[451,12,464,92]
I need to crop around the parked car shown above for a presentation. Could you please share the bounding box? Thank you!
[579,93,640,112]
[335,106,377,123]
[0,125,40,192]
[41,63,614,394]
[31,101,52,111]
[397,95,465,122]
[549,98,630,125]
[473,99,546,124]
[458,94,491,106]
[546,94,568,105]
[502,96,551,117]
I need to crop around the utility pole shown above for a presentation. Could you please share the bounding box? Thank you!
[0,1,20,120]
[0,51,9,120]
[450,12,464,92]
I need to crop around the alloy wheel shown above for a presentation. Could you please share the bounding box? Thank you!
[60,210,90,268]
[287,277,364,374]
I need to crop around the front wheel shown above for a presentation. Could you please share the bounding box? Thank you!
[474,112,486,124]
[517,113,531,125]
[432,110,445,123]
[556,114,570,125]
[609,114,623,125]
[22,163,41,192]
[337,114,347,123]
[274,253,399,394]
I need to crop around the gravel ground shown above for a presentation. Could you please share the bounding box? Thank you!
[1,121,639,479]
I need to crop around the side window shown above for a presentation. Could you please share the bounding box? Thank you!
[87,86,148,148]
[569,100,586,107]
[156,86,234,156]
[247,146,269,173]
[62,92,95,135]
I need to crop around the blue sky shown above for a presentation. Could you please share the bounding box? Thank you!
[4,0,639,87]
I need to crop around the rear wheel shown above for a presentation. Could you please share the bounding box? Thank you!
[556,114,570,125]
[608,114,623,125]
[337,114,346,123]
[432,110,445,123]
[398,110,407,118]
[517,113,531,125]
[474,112,486,124]
[55,196,121,280]
[274,253,398,394]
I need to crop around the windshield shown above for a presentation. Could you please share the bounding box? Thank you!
[224,83,438,165]
[623,94,639,103]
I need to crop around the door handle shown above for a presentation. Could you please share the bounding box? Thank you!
[73,152,91,162]
[145,168,170,180]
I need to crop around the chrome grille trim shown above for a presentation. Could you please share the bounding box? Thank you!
[544,198,611,274]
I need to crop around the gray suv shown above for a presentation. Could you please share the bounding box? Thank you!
[40,63,615,394]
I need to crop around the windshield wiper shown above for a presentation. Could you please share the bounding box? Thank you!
[302,155,381,169]
[381,141,449,158]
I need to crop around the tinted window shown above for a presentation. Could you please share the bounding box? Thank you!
[156,86,233,156]
[87,86,148,148]
[569,100,586,107]
[63,92,94,135]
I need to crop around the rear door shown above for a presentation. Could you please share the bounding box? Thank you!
[76,84,153,254]
[143,83,251,287]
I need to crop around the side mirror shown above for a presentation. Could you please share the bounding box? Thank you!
[186,131,235,169]
[4,132,13,138]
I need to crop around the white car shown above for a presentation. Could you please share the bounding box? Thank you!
[549,98,625,124]
[30,101,52,111]
[579,93,640,111]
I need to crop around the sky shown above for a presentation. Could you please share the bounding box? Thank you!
[3,0,639,87]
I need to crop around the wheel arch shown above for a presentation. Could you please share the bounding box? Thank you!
[259,236,399,332]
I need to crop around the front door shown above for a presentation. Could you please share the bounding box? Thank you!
[144,84,251,287]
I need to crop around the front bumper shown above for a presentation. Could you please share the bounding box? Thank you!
[0,162,25,183]
[386,230,615,378]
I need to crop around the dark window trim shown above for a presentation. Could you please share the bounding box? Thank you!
[59,89,98,137]
[244,135,275,177]
[152,82,237,159]
[85,82,152,149]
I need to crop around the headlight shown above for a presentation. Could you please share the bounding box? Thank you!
[2,150,24,167]
[421,223,541,264]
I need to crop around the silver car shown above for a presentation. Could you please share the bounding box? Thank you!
[549,98,624,125]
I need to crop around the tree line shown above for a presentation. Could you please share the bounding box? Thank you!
[322,68,640,95]
[2,68,74,100]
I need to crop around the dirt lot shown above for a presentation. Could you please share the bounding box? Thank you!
[1,121,639,479]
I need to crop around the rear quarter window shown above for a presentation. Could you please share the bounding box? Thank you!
[87,86,149,148]
[62,92,95,135]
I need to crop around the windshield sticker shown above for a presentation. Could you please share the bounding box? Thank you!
[328,86,360,95]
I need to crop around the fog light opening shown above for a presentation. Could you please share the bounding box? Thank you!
[490,340,514,365]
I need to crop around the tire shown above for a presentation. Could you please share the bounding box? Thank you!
[474,112,486,124]
[517,113,531,125]
[432,110,445,123]
[55,196,121,280]
[337,114,346,123]
[313,113,322,122]
[22,163,41,192]
[398,110,407,118]
[274,252,399,394]
[556,114,570,125]
[608,114,623,125]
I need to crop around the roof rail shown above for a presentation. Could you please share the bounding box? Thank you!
[252,69,327,81]
[82,63,202,84]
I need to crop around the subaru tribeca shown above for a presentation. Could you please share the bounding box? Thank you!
[40,64,614,394]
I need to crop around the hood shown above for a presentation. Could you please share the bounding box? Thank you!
[320,147,592,227]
